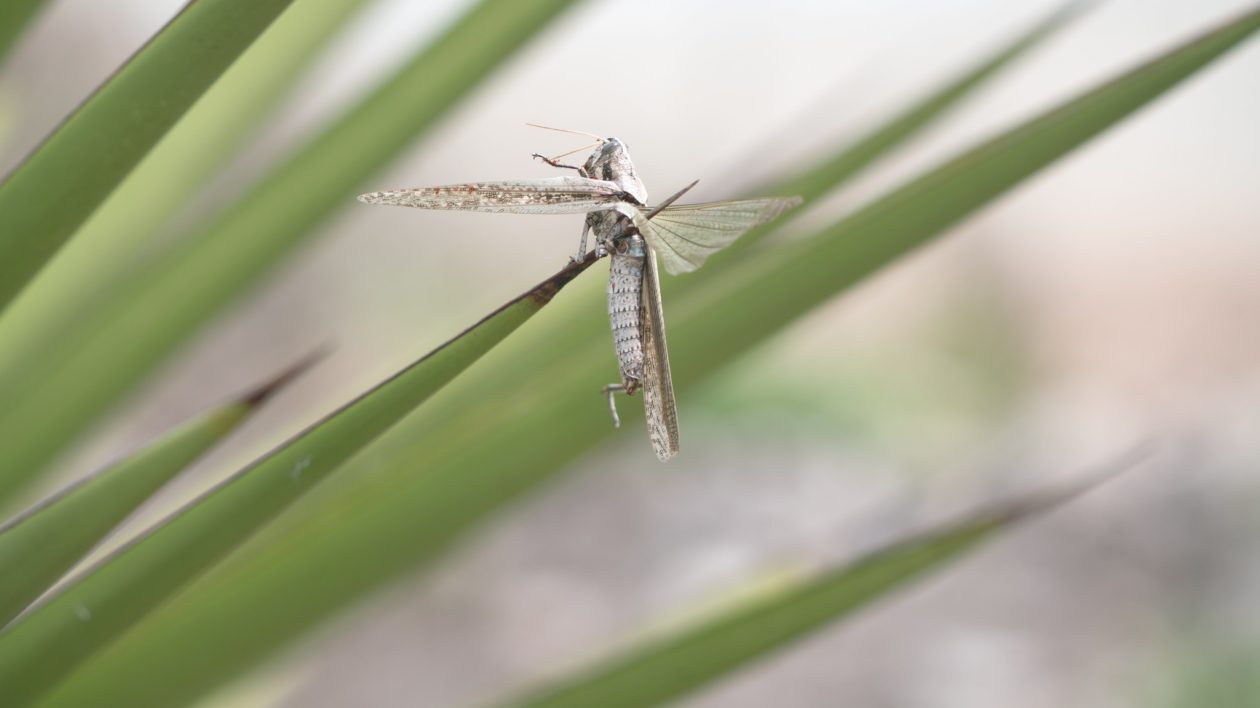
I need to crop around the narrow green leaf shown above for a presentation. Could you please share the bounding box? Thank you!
[0,357,311,629]
[0,0,297,308]
[0,258,595,707]
[0,0,49,64]
[0,0,373,369]
[505,476,1115,708]
[664,3,1260,388]
[39,9,1254,706]
[0,0,583,509]
[718,0,1093,258]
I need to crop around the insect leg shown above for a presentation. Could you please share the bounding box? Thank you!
[573,220,591,263]
[601,383,625,428]
[601,379,640,429]
[531,153,589,176]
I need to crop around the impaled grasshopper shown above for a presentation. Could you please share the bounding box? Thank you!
[358,127,801,460]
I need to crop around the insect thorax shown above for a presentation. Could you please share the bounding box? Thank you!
[583,138,647,205]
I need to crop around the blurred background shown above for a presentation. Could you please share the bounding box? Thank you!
[3,1,1259,706]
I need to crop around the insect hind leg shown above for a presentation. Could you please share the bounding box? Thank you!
[601,379,639,429]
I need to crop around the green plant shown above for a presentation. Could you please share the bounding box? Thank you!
[0,355,315,628]
[0,2,1256,706]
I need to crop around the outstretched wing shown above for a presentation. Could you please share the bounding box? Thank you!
[357,176,627,214]
[640,242,679,461]
[631,197,803,275]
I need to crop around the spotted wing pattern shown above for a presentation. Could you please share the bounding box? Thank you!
[357,176,627,214]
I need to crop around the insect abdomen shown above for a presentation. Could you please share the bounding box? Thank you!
[608,243,645,382]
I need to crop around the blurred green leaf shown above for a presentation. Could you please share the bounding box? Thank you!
[717,0,1092,259]
[505,481,1100,708]
[0,0,372,369]
[0,0,49,64]
[0,0,583,509]
[0,258,595,707]
[0,358,309,629]
[36,8,1258,707]
[1158,646,1260,708]
[0,0,297,308]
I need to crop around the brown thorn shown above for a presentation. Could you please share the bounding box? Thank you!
[987,441,1157,524]
[528,248,603,307]
[241,345,333,409]
[645,179,700,220]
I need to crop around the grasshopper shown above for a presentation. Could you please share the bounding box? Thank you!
[358,127,801,460]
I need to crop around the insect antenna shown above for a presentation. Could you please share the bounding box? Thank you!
[546,140,603,161]
[525,122,605,142]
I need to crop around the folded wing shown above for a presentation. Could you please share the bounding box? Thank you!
[640,242,679,461]
[357,176,627,215]
[631,197,803,275]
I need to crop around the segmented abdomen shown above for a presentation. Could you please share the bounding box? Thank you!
[608,247,645,382]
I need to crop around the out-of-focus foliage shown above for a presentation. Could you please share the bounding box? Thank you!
[0,1,49,64]
[0,1,1256,706]
[0,391,257,629]
[0,0,581,510]
[0,0,297,307]
[0,0,372,367]
[0,257,596,706]
[506,482,1098,708]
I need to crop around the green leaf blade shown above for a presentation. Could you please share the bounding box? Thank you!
[0,0,297,308]
[0,0,583,509]
[507,485,1090,708]
[0,0,373,369]
[668,3,1260,381]
[0,0,49,64]
[0,258,594,707]
[17,5,1258,705]
[0,357,311,629]
[719,0,1093,258]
